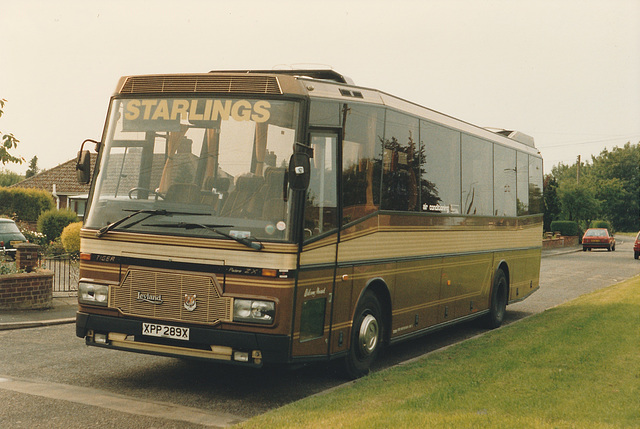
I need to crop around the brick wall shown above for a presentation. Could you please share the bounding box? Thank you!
[0,270,54,310]
[542,235,579,249]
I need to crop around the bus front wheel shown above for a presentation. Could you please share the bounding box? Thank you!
[487,269,508,329]
[344,291,383,379]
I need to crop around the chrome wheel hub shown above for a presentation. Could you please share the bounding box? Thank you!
[358,314,379,356]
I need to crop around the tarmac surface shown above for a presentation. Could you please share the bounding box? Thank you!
[0,245,582,331]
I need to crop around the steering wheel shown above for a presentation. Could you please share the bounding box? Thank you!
[128,187,165,200]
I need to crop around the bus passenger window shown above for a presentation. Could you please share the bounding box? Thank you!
[494,144,516,217]
[341,104,384,225]
[381,110,420,212]
[462,134,493,216]
[420,121,461,214]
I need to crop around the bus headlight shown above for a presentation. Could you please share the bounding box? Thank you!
[78,282,109,307]
[233,299,275,324]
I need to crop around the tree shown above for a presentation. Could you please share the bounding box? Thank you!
[557,180,599,231]
[0,169,24,187]
[543,174,561,231]
[547,142,639,232]
[25,156,39,178]
[588,143,639,231]
[0,99,24,166]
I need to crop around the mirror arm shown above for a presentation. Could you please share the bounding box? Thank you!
[283,170,289,202]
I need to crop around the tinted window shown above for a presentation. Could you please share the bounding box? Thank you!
[305,132,338,238]
[529,156,543,214]
[516,152,529,215]
[420,121,461,214]
[462,134,493,216]
[381,110,420,211]
[342,104,384,225]
[494,144,516,217]
[309,100,340,126]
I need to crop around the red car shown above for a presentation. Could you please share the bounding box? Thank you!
[582,228,616,252]
[634,231,640,260]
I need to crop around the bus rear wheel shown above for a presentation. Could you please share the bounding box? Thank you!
[487,269,508,329]
[344,291,383,379]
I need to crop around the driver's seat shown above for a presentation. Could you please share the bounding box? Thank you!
[164,183,200,204]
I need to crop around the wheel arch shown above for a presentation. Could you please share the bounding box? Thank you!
[494,260,510,295]
[489,259,511,305]
[357,277,392,345]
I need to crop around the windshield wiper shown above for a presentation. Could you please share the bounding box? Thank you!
[96,209,211,238]
[145,221,264,251]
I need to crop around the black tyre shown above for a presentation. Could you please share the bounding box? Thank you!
[612,243,616,251]
[583,247,587,251]
[344,291,383,379]
[634,251,639,260]
[487,270,508,329]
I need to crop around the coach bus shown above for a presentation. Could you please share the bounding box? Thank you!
[75,69,543,378]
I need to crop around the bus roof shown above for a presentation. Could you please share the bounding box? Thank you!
[114,69,539,155]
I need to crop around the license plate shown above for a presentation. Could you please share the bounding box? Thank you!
[142,323,189,340]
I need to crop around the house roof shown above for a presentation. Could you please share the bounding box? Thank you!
[10,154,98,195]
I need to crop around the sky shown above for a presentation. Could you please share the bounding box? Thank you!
[2,0,639,176]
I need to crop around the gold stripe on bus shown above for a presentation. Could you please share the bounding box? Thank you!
[337,229,541,264]
[300,236,339,266]
[81,236,298,270]
[225,279,295,289]
[391,299,447,317]
[79,262,121,275]
[80,229,297,254]
[340,216,542,240]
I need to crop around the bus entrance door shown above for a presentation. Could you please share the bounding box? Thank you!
[292,131,340,360]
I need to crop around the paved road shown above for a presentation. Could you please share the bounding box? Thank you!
[1,238,638,428]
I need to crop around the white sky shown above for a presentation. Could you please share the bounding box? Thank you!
[2,0,639,175]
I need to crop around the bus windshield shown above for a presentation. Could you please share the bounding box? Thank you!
[84,97,300,243]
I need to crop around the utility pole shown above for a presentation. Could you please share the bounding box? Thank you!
[576,155,581,185]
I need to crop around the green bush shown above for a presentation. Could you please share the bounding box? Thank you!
[0,187,54,221]
[60,221,82,254]
[37,209,78,242]
[590,220,614,233]
[549,220,580,236]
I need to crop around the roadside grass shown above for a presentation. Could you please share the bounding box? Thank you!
[238,276,640,429]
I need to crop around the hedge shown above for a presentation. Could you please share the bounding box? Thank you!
[0,187,54,221]
[590,220,614,233]
[549,220,580,236]
[37,208,79,242]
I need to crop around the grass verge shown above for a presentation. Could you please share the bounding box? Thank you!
[238,276,640,429]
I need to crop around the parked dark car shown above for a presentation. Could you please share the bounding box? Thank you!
[634,231,640,260]
[0,218,27,260]
[582,228,615,252]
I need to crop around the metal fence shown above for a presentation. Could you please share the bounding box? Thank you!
[41,254,79,293]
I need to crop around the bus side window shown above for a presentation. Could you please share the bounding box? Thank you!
[341,104,384,225]
[381,110,420,212]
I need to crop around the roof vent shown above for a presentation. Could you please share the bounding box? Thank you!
[210,69,354,84]
[488,129,535,147]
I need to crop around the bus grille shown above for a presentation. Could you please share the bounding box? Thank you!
[119,74,282,95]
[110,268,232,325]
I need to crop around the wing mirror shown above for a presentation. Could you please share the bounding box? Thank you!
[76,150,91,184]
[76,139,100,184]
[288,153,310,191]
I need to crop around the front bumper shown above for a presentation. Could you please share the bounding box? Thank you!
[76,312,290,366]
